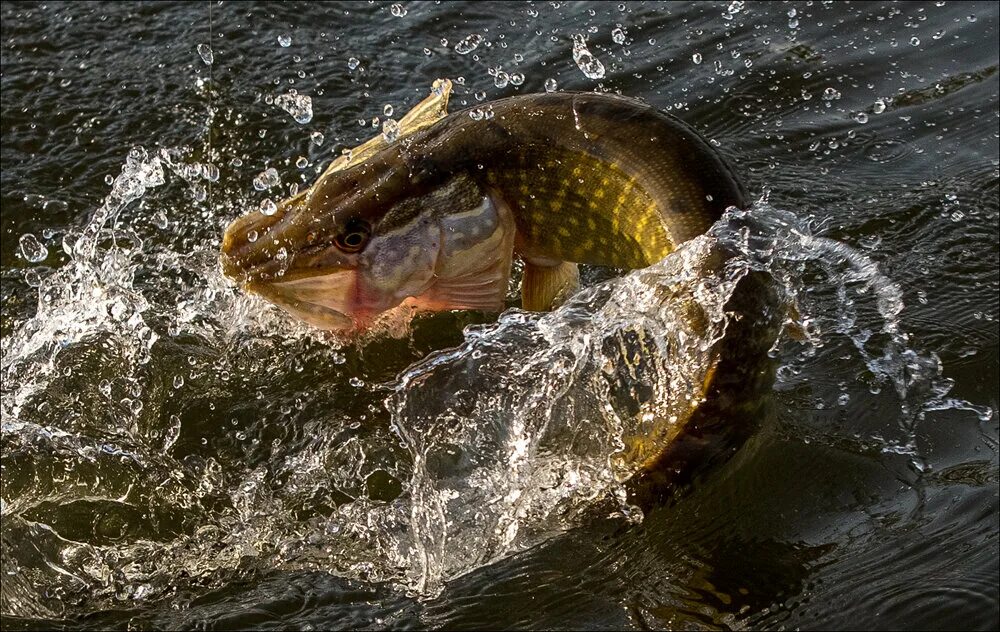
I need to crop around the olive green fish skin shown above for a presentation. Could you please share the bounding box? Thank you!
[222,92,747,277]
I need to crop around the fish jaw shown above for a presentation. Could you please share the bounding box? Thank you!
[245,269,398,331]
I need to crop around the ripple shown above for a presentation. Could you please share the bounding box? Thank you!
[863,138,917,165]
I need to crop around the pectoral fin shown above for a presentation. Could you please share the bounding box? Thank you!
[521,259,579,311]
[410,275,508,312]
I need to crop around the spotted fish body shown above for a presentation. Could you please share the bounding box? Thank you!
[393,92,746,268]
[220,87,747,330]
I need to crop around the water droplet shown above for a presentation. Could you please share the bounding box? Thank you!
[349,376,365,388]
[692,52,703,64]
[260,199,278,216]
[151,210,168,229]
[19,233,47,263]
[310,131,325,146]
[23,268,41,287]
[493,70,510,88]
[572,34,606,79]
[381,118,400,142]
[197,43,214,65]
[510,72,525,86]
[544,77,558,92]
[910,36,920,46]
[612,26,626,44]
[273,91,313,124]
[253,167,280,191]
[202,163,220,182]
[278,34,292,47]
[853,111,869,124]
[173,375,185,389]
[454,34,483,55]
[390,3,407,17]
[247,229,259,243]
[967,14,977,22]
[347,56,360,70]
[873,98,887,114]
[822,87,841,101]
[383,103,394,117]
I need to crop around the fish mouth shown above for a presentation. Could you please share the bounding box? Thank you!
[244,274,357,331]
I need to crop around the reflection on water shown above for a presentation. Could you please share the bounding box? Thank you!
[1,1,997,629]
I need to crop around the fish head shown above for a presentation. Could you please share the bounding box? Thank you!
[220,158,514,331]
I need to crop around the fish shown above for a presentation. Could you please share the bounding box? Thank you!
[220,79,748,332]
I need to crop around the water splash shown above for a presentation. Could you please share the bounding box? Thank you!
[1,140,991,616]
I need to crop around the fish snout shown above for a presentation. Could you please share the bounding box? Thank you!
[219,204,289,283]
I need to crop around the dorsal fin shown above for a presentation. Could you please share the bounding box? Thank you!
[326,77,452,173]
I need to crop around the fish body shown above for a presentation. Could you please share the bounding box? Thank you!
[221,86,747,330]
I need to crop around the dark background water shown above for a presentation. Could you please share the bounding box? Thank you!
[2,1,998,629]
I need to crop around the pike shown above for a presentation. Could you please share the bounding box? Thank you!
[220,79,747,331]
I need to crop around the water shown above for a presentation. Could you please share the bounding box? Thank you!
[1,1,997,629]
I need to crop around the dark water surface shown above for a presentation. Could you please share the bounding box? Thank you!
[2,1,998,629]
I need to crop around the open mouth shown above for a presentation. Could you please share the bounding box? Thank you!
[221,245,367,331]
[246,279,356,331]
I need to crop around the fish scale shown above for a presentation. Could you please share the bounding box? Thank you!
[484,146,669,269]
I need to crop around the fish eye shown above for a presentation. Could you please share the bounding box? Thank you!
[334,219,371,253]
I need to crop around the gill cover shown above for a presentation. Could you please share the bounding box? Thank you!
[221,79,520,330]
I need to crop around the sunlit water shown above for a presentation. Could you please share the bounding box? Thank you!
[2,2,997,629]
